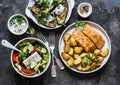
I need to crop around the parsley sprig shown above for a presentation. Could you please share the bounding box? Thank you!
[75,20,85,30]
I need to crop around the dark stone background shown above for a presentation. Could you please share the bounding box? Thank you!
[0,0,120,85]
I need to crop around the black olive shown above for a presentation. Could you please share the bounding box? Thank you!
[32,41,38,46]
[39,66,44,72]
[19,62,24,66]
[38,52,43,58]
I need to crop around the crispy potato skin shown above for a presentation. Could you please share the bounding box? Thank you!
[67,57,74,67]
[97,56,104,63]
[64,42,70,53]
[94,49,101,56]
[63,34,71,42]
[74,47,83,54]
[82,65,91,71]
[61,52,70,60]
[73,56,81,65]
[69,36,77,46]
[68,47,74,56]
[76,64,82,71]
[100,48,109,57]
[90,63,98,70]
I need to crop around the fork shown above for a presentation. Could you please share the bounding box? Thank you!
[36,32,64,72]
[49,31,56,77]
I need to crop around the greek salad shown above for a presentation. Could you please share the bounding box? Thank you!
[12,39,49,75]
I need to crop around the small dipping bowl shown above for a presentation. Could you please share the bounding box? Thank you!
[7,14,29,35]
[77,2,92,18]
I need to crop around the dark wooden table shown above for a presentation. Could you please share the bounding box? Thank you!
[0,0,120,85]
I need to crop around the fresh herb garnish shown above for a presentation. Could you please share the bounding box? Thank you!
[10,16,24,25]
[36,0,50,10]
[75,20,85,30]
[53,0,62,7]
[16,16,24,24]
[26,26,35,35]
[36,11,50,24]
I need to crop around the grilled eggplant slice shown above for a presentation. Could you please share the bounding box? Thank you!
[56,0,68,25]
[31,6,41,15]
[48,21,57,28]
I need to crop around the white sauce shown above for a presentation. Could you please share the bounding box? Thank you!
[47,15,55,25]
[54,4,65,15]
[9,18,27,33]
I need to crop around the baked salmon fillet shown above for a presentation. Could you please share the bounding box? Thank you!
[82,24,105,49]
[72,29,96,52]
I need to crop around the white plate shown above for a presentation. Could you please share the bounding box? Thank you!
[25,0,74,29]
[59,21,111,74]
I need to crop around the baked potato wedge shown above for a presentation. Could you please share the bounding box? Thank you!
[94,49,101,56]
[76,64,82,71]
[64,42,70,53]
[82,65,91,71]
[68,47,74,56]
[63,33,71,42]
[69,36,77,46]
[100,48,109,57]
[67,57,74,67]
[74,54,79,59]
[74,47,83,54]
[61,52,70,60]
[97,56,104,63]
[74,56,81,65]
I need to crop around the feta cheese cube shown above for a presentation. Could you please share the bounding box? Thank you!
[23,52,42,69]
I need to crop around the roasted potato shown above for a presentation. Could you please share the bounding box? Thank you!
[68,47,74,56]
[74,56,81,65]
[64,42,70,53]
[74,47,83,54]
[67,57,74,67]
[90,63,98,70]
[76,64,82,71]
[69,36,77,46]
[80,53,87,58]
[74,54,79,59]
[100,48,109,57]
[97,56,104,62]
[61,52,70,60]
[94,49,101,56]
[82,65,91,71]
[63,34,71,41]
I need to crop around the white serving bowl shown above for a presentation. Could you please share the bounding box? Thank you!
[11,37,51,78]
[7,14,29,35]
[77,2,92,18]
[25,0,75,29]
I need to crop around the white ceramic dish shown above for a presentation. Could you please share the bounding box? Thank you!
[7,14,29,35]
[25,0,75,29]
[77,2,92,18]
[11,37,51,78]
[59,21,111,74]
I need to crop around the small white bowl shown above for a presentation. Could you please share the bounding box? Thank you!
[77,2,92,18]
[7,14,29,35]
